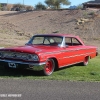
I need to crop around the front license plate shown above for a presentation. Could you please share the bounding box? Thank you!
[8,63,16,68]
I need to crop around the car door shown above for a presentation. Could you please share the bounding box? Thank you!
[60,37,83,67]
[66,37,84,63]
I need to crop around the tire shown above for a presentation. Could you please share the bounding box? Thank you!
[82,56,89,66]
[43,59,55,76]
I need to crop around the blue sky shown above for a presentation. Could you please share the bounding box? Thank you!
[0,0,89,7]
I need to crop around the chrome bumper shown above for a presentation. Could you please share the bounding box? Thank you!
[0,59,46,71]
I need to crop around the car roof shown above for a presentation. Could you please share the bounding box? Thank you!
[34,33,78,38]
[33,33,85,45]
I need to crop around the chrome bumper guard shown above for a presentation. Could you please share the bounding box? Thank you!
[0,59,46,71]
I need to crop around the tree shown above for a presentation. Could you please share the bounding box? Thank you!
[13,3,25,11]
[0,3,2,11]
[26,6,34,11]
[35,2,46,10]
[45,0,71,9]
[77,4,83,9]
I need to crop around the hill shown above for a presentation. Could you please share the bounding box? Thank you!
[0,9,100,52]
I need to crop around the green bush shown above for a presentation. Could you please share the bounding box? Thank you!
[35,2,46,10]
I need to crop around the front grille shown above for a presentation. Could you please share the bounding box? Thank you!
[0,51,28,60]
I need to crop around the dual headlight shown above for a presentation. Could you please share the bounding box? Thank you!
[0,51,39,61]
[22,54,39,61]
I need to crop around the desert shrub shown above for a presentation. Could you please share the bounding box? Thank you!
[83,12,88,18]
[7,4,13,11]
[88,12,95,15]
[13,3,24,8]
[77,4,83,9]
[0,4,2,10]
[13,3,25,11]
[35,2,46,10]
[26,6,34,11]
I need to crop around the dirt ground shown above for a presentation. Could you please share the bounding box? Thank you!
[0,9,100,52]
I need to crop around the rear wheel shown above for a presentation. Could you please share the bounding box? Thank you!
[43,59,55,76]
[82,56,89,66]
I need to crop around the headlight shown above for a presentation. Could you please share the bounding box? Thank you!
[23,54,39,61]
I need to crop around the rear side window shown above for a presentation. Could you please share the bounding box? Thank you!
[65,37,82,46]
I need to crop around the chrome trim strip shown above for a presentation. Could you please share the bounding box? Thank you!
[61,37,66,47]
[41,48,96,55]
[0,59,45,66]
[58,52,95,60]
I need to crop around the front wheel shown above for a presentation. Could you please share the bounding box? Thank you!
[43,59,55,76]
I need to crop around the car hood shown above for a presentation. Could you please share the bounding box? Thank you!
[1,45,60,54]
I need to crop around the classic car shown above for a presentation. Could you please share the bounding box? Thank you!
[0,34,98,76]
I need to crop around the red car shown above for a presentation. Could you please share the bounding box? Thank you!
[0,34,98,76]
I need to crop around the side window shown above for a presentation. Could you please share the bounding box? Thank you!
[65,37,72,46]
[65,37,82,46]
[72,38,82,45]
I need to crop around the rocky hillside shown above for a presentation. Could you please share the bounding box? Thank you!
[0,9,100,51]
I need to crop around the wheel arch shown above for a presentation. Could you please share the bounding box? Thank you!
[82,55,90,66]
[86,55,90,59]
[84,55,90,61]
[48,57,59,70]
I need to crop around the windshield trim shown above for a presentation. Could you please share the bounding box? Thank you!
[26,35,64,47]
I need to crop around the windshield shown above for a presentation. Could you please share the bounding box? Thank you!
[27,36,63,46]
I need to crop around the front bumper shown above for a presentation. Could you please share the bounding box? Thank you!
[0,59,46,71]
